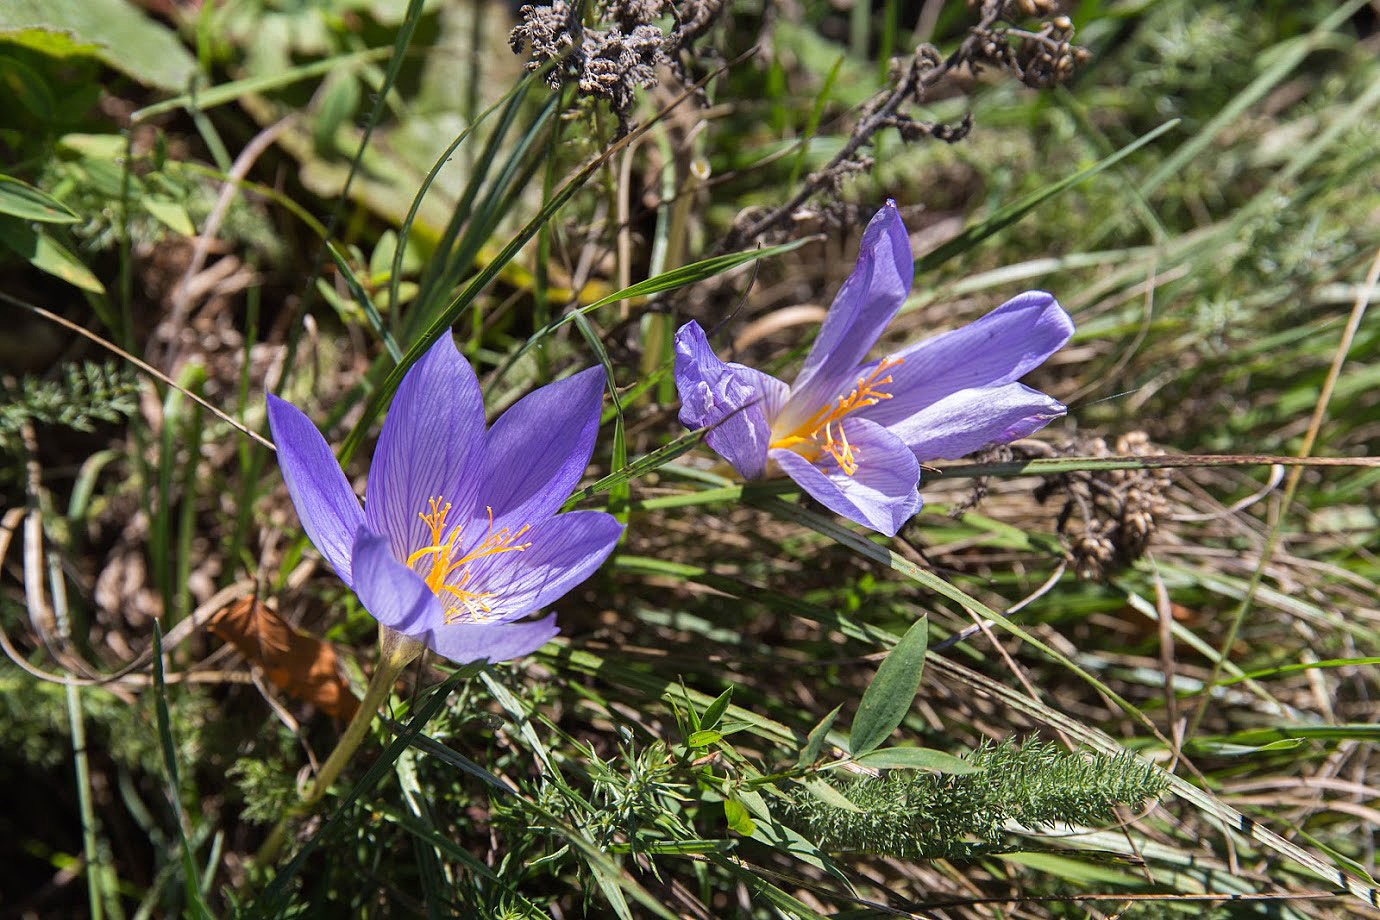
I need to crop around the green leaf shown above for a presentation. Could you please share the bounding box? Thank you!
[687,730,722,748]
[796,703,842,767]
[0,0,197,91]
[326,241,402,363]
[312,70,361,155]
[853,746,979,773]
[0,54,55,122]
[847,616,928,757]
[142,197,196,237]
[1184,739,1305,757]
[700,685,733,732]
[0,174,78,223]
[0,215,104,292]
[723,798,756,836]
[798,776,861,812]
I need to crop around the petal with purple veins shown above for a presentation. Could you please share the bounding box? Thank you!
[770,418,921,536]
[478,365,605,536]
[456,510,623,623]
[426,613,560,664]
[365,334,486,565]
[860,291,1073,427]
[351,527,445,635]
[267,393,365,585]
[780,202,913,430]
[674,320,786,479]
[888,382,1066,462]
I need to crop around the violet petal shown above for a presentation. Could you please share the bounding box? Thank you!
[455,510,623,623]
[351,527,445,635]
[365,335,486,566]
[673,320,786,479]
[861,291,1073,426]
[479,365,605,536]
[426,613,559,664]
[770,418,921,536]
[779,202,912,431]
[266,393,365,585]
[889,382,1067,461]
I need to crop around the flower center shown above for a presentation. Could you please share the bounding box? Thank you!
[403,497,532,623]
[768,357,903,476]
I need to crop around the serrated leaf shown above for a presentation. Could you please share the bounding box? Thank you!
[854,746,978,773]
[848,616,928,757]
[0,174,78,223]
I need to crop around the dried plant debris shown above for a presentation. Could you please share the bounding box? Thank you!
[1033,431,1173,580]
[208,597,360,721]
[966,0,1090,89]
[721,0,1089,251]
[509,0,724,135]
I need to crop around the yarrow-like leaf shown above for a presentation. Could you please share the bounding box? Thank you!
[267,335,623,664]
[673,200,1074,535]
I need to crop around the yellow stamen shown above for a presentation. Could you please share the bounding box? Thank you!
[769,357,903,475]
[405,497,531,623]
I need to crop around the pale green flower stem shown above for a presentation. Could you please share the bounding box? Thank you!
[254,627,423,866]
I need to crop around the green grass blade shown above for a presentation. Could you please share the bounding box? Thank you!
[150,623,213,920]
[914,119,1178,277]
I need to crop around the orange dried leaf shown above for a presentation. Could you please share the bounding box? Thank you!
[208,598,360,721]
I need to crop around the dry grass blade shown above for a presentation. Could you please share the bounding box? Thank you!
[1187,243,1380,736]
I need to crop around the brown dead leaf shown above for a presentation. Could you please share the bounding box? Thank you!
[208,598,359,721]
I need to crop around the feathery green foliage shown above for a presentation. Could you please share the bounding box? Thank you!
[0,360,138,447]
[793,738,1170,860]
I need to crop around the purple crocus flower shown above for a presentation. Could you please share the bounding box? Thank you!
[266,336,623,664]
[674,201,1074,536]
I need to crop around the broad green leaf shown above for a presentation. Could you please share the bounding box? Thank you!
[798,776,861,812]
[0,174,78,223]
[723,798,756,836]
[847,616,928,757]
[143,197,195,237]
[0,216,104,292]
[0,0,196,91]
[687,730,722,748]
[700,685,733,732]
[854,746,979,773]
